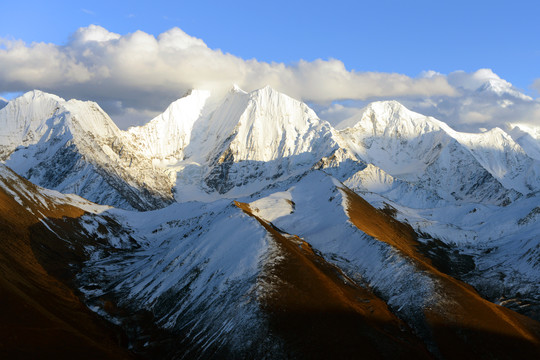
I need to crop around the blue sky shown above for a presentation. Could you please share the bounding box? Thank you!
[1,0,539,130]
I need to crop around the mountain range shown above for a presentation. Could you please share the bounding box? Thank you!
[1,86,539,359]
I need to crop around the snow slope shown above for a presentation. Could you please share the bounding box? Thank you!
[250,171,438,323]
[127,89,211,163]
[79,200,276,357]
[73,181,429,358]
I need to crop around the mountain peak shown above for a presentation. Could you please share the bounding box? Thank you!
[251,85,287,98]
[476,78,532,101]
[336,100,426,131]
[230,84,246,94]
[127,89,211,160]
[504,123,540,161]
[1,90,67,155]
[208,84,330,165]
[365,100,411,116]
[19,89,65,103]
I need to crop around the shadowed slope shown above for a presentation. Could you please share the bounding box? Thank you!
[235,201,431,360]
[0,166,132,359]
[340,185,540,358]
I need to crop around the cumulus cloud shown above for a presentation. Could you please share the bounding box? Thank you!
[447,69,502,91]
[404,69,540,131]
[315,103,368,125]
[0,26,538,132]
[0,25,458,128]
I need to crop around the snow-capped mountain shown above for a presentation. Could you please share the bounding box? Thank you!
[127,85,340,199]
[3,87,537,208]
[0,90,174,210]
[199,86,339,195]
[1,86,540,358]
[336,100,539,206]
[475,77,533,101]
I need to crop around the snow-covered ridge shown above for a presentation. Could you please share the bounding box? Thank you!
[2,86,539,209]
[336,100,539,202]
[0,90,122,155]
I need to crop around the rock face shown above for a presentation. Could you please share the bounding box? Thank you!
[1,87,540,359]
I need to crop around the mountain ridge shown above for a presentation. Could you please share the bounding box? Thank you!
[1,84,540,358]
[2,87,538,208]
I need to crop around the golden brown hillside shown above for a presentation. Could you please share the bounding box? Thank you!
[340,185,540,358]
[0,168,133,359]
[235,201,432,359]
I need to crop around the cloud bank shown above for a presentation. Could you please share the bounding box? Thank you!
[0,25,456,127]
[0,25,538,131]
[321,69,540,133]
[401,69,540,131]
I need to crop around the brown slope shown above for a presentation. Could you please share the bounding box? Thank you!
[235,201,432,360]
[339,185,540,358]
[0,168,133,359]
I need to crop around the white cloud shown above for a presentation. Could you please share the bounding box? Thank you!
[413,69,540,131]
[316,103,367,125]
[447,69,502,90]
[0,25,457,128]
[1,26,538,132]
[71,25,120,43]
